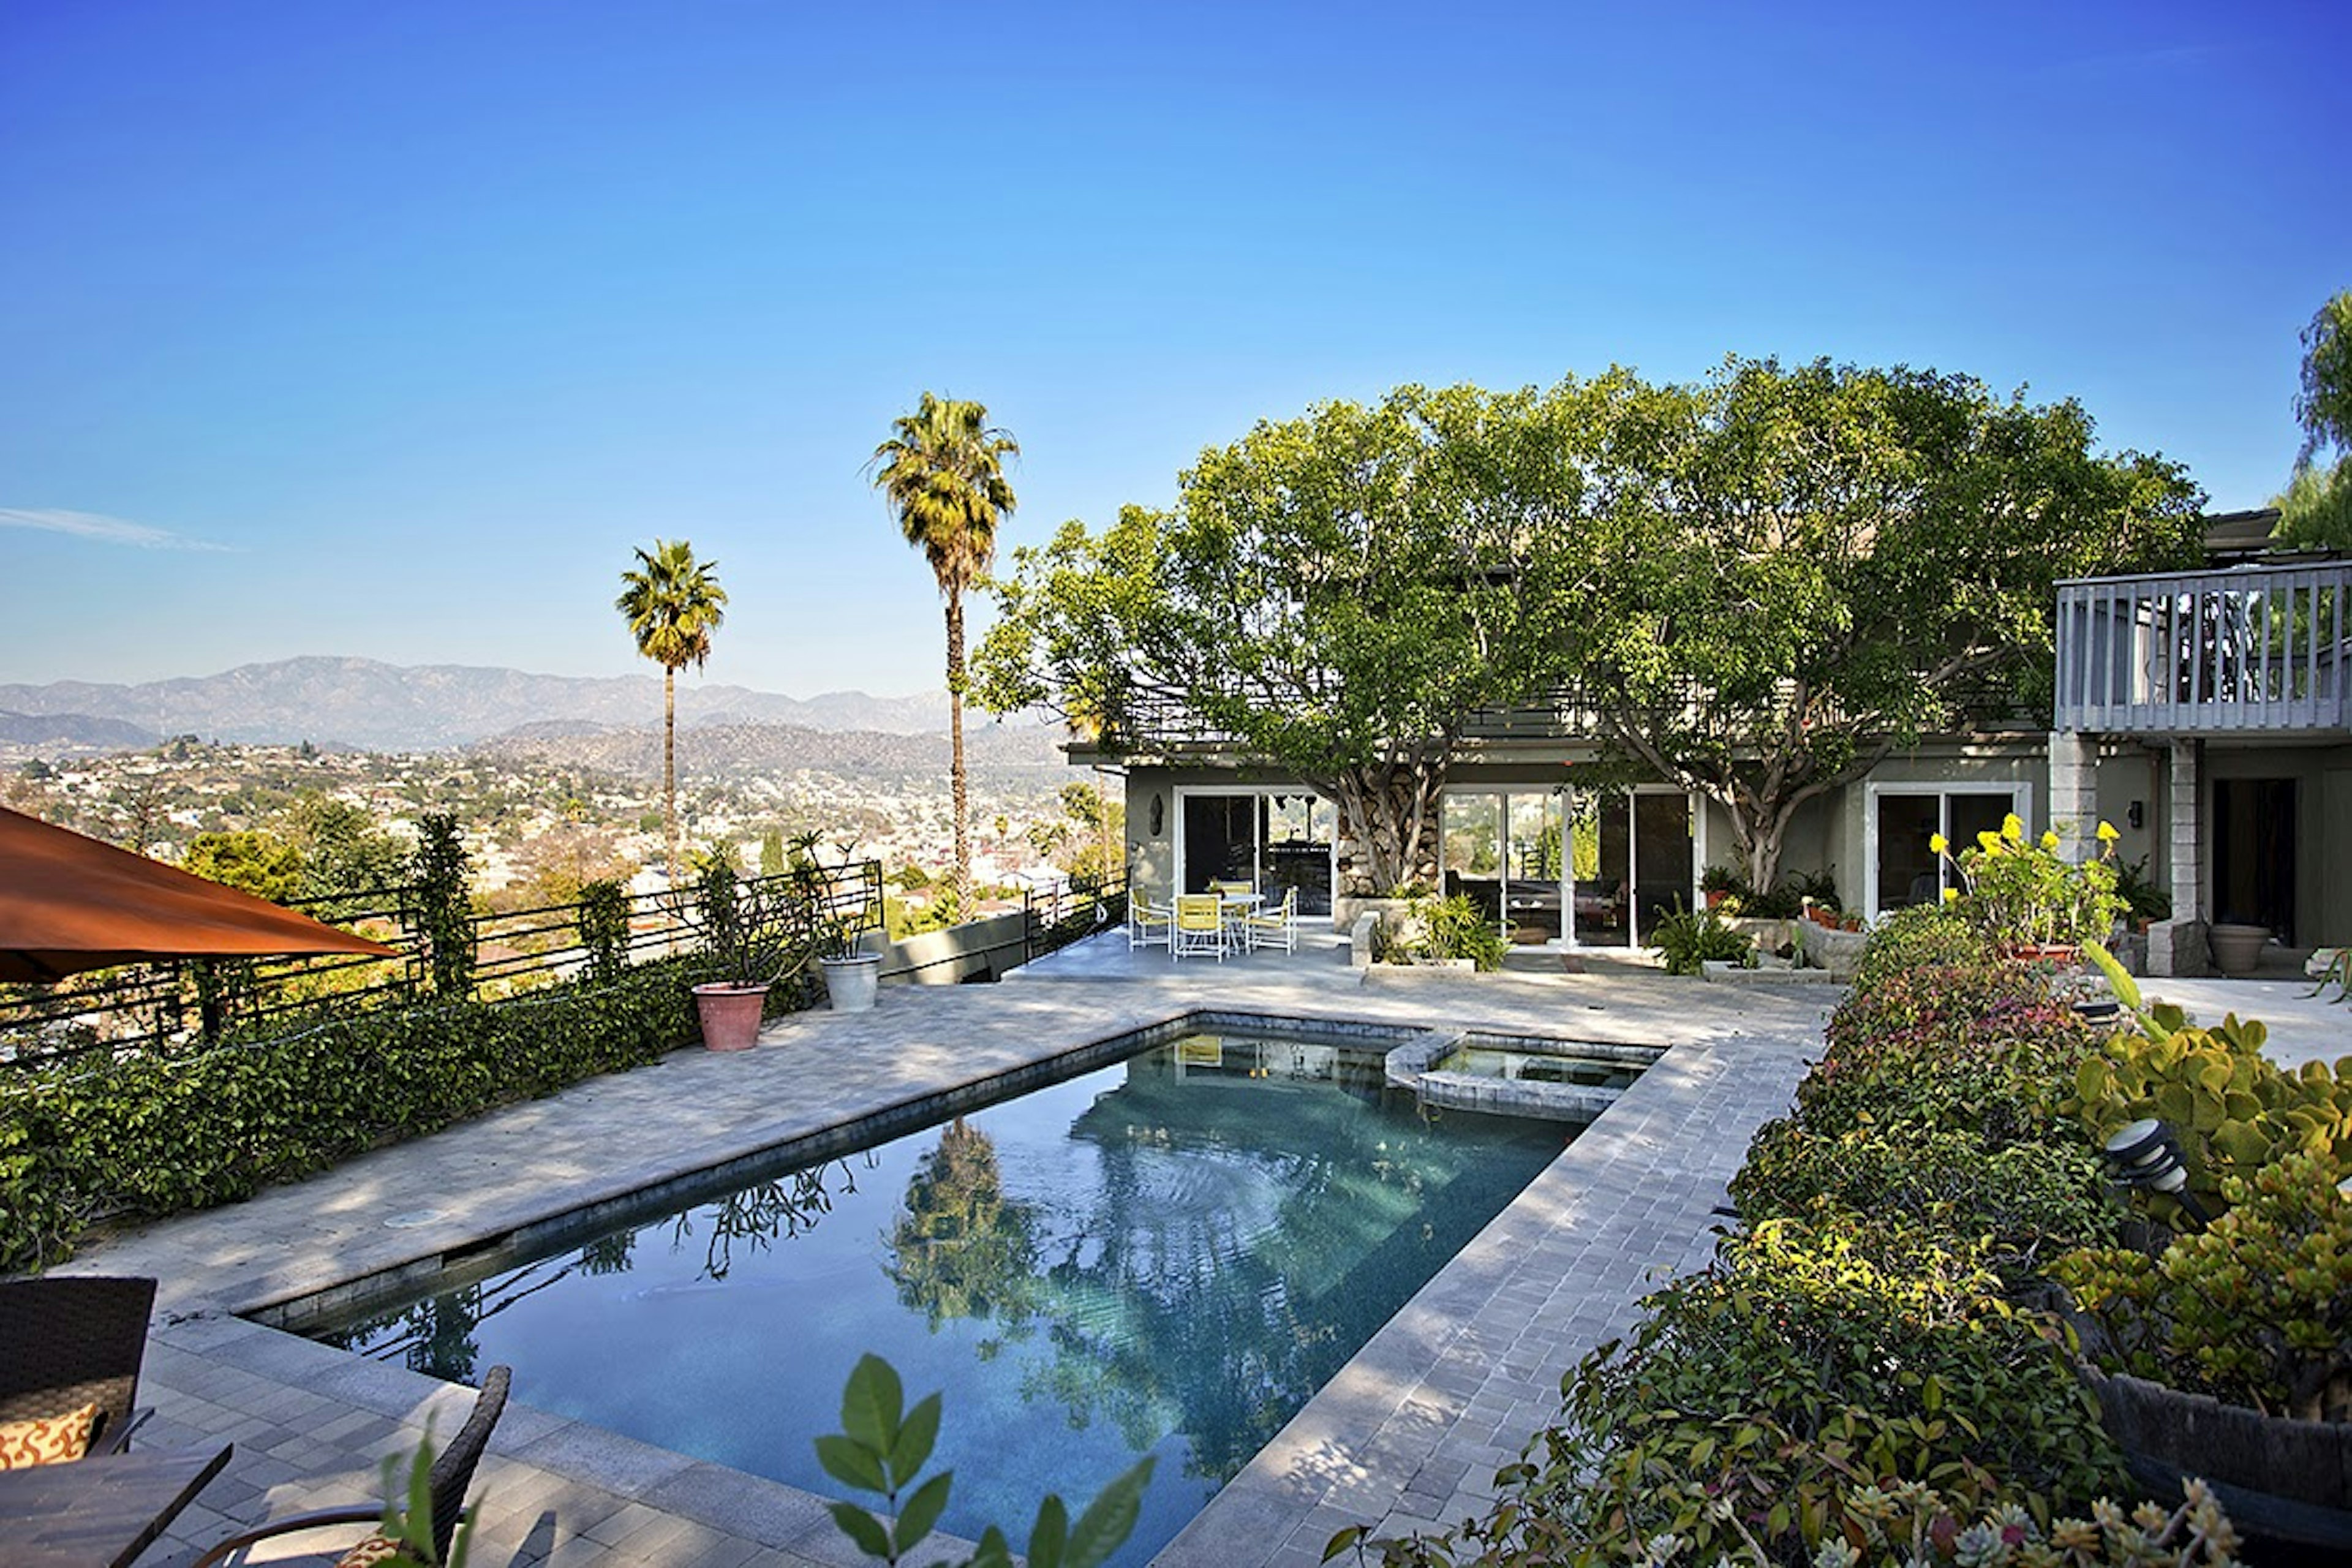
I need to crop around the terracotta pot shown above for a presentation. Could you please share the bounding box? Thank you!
[2084,1366,2352,1556]
[692,982,769,1051]
[2007,943,2081,965]
[1704,890,1728,910]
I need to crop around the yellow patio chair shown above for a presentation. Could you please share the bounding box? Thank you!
[1242,886,1298,954]
[1172,894,1226,961]
[1128,894,1172,951]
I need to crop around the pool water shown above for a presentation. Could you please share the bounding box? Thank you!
[1436,1046,1646,1090]
[306,1031,1566,1567]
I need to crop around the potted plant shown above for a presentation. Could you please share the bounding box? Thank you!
[1934,815,2126,963]
[788,831,885,1013]
[674,859,821,1050]
[1698,863,1747,911]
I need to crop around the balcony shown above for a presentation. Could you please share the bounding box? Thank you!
[2056,560,2351,737]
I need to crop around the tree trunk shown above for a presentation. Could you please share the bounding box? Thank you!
[946,595,970,907]
[1324,758,1449,894]
[663,663,679,881]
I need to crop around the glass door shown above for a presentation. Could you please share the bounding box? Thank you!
[1567,791,1693,946]
[1440,791,1567,946]
[1873,790,2018,918]
[1179,791,1336,915]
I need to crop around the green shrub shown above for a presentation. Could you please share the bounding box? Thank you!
[0,954,736,1272]
[1379,894,1507,971]
[1850,903,1996,993]
[1805,962,2096,1152]
[1733,1121,2117,1281]
[1649,902,1752,976]
[2057,1149,2352,1423]
[1941,814,2127,953]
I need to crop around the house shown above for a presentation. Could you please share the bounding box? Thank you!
[1065,512,2348,974]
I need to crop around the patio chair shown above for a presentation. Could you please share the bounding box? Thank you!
[193,1366,510,1568]
[1242,886,1299,954]
[0,1275,156,1460]
[1171,894,1226,962]
[1206,878,1255,898]
[1128,895,1172,951]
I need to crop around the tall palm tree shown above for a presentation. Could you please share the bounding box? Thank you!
[870,393,1019,903]
[616,539,728,881]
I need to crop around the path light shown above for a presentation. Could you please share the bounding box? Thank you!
[2101,1118,2213,1227]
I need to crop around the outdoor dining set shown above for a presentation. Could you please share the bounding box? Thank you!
[1126,879,1301,959]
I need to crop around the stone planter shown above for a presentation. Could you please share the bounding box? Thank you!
[691,982,769,1052]
[2209,922,2272,976]
[820,952,882,1012]
[2084,1366,2352,1555]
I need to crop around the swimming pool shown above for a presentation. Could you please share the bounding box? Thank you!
[292,1026,1569,1567]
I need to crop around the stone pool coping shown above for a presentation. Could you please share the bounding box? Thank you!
[47,954,1831,1568]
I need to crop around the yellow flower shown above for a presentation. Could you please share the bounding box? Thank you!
[2001,813,2024,843]
[1977,830,2002,854]
[2041,829,2060,852]
[2097,821,2120,843]
[1942,887,1959,904]
[1928,832,1948,856]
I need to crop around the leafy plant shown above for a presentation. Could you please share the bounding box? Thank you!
[575,879,631,982]
[819,1352,1152,1568]
[412,813,475,997]
[375,1418,477,1566]
[1850,903,1995,993]
[672,861,826,989]
[1649,901,1753,976]
[2068,954,2352,1222]
[1379,893,1507,971]
[2112,854,2172,926]
[1698,862,1749,897]
[1937,815,2126,953]
[2311,945,2351,1006]
[2059,1149,2352,1422]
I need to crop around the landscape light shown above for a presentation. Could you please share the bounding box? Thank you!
[2100,1118,2212,1227]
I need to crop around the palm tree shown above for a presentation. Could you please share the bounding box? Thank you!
[616,539,727,881]
[870,393,1018,902]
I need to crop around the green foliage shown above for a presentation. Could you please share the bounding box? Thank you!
[1697,862,1745,896]
[1850,903,1996,993]
[2111,854,2172,926]
[284,791,410,903]
[1379,893,1508,970]
[1649,900,1752,976]
[2272,453,2352,549]
[2068,1005,2352,1222]
[616,537,729,875]
[376,1417,477,1566]
[1809,962,2097,1153]
[675,861,826,988]
[575,878,631,982]
[1940,814,2127,952]
[0,954,727,1272]
[2294,287,2352,464]
[819,1352,1152,1568]
[183,828,304,904]
[2059,1150,2352,1423]
[412,813,474,997]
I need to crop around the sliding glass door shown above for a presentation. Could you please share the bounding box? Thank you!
[1871,788,2020,919]
[1443,788,1692,947]
[1178,791,1336,914]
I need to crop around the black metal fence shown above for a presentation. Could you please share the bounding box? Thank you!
[0,864,884,1069]
[1023,873,1128,964]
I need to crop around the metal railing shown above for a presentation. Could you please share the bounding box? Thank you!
[0,863,884,1069]
[1023,873,1129,963]
[2056,560,2352,736]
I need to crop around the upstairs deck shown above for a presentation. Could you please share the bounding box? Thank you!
[2056,559,2351,737]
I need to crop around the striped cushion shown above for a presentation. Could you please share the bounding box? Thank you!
[0,1401,97,1468]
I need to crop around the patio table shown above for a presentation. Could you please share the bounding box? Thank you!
[1218,892,1263,953]
[0,1442,233,1568]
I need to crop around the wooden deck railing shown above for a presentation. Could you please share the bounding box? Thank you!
[2056,560,2351,736]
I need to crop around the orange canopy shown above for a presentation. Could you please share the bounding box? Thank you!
[0,806,400,984]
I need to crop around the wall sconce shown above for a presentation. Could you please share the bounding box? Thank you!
[1149,794,1165,837]
[2127,801,2144,831]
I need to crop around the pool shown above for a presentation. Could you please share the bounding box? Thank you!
[288,1027,1569,1567]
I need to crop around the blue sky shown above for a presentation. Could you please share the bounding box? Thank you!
[4,1,2345,697]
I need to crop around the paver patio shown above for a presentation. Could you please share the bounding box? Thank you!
[54,932,1844,1567]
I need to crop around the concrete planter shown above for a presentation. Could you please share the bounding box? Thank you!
[2209,922,2272,976]
[820,953,882,1012]
[690,982,769,1051]
[2084,1366,2352,1555]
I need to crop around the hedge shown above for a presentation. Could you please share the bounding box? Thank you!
[0,954,747,1273]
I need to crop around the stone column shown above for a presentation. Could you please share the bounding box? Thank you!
[2046,729,2099,854]
[2149,738,2207,976]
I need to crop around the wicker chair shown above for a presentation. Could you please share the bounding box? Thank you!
[0,1275,156,1457]
[193,1365,511,1567]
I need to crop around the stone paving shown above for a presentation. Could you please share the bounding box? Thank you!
[50,930,1836,1567]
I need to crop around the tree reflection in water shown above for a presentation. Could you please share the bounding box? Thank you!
[887,1119,1044,1349]
[670,1157,865,1280]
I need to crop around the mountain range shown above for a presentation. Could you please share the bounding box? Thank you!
[472,719,1067,781]
[0,657,970,752]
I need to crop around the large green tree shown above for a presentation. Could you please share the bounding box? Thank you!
[1581,358,2203,889]
[871,393,1019,902]
[2277,288,2352,549]
[616,539,728,880]
[978,382,1610,893]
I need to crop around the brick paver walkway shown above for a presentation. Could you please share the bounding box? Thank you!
[47,938,1831,1567]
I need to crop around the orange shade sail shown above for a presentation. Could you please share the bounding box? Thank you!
[0,806,401,984]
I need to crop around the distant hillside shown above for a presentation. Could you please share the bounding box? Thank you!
[0,710,156,750]
[471,720,1069,783]
[0,657,954,751]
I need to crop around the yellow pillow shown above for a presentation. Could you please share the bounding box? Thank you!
[0,1401,98,1468]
